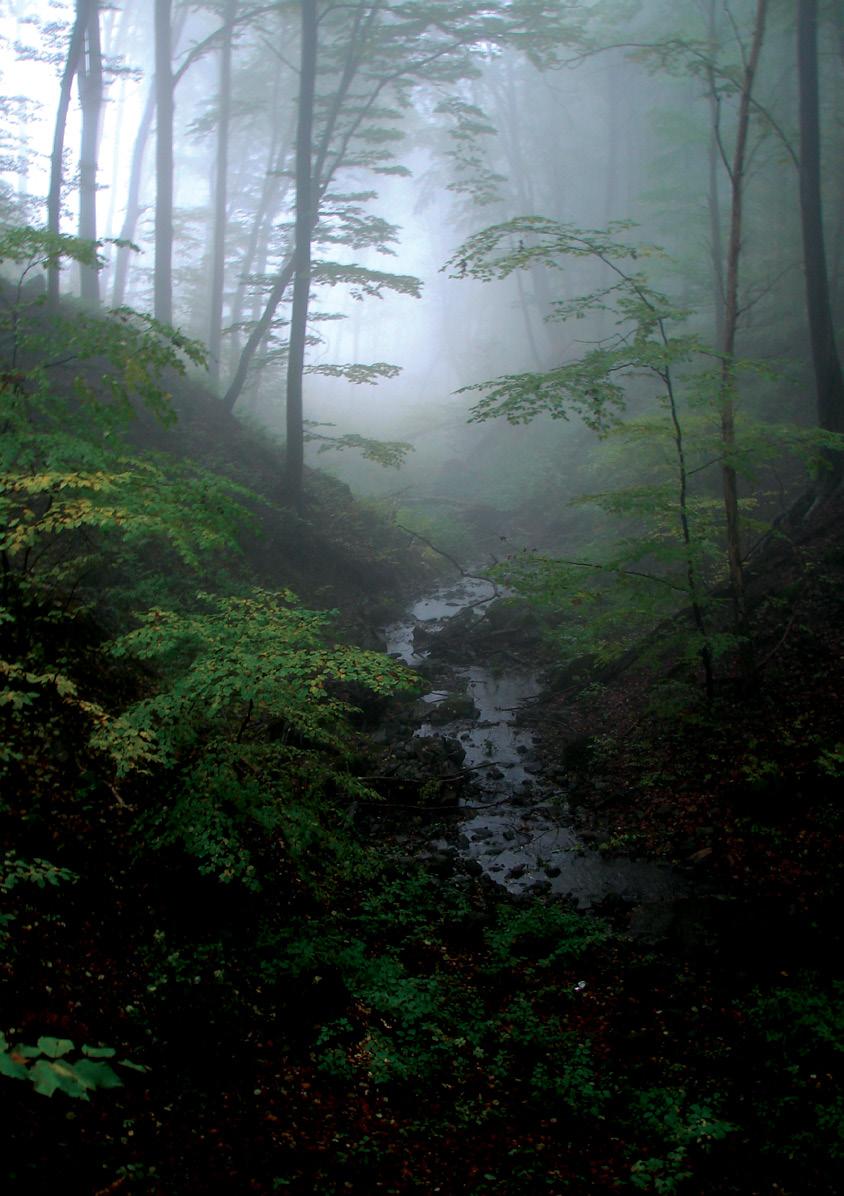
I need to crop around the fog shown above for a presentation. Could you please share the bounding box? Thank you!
[1,0,842,540]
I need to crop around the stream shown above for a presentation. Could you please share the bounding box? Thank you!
[383,575,686,910]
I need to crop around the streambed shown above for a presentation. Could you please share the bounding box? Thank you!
[382,575,685,909]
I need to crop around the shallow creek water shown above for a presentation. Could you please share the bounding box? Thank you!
[383,576,685,909]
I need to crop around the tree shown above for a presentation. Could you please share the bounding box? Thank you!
[446,219,720,693]
[797,0,844,454]
[715,0,767,635]
[77,0,103,306]
[283,0,318,511]
[112,3,190,309]
[222,0,581,414]
[208,0,237,383]
[47,0,92,309]
[154,0,174,325]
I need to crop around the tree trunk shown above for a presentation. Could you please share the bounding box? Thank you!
[78,0,103,306]
[208,0,237,383]
[705,0,726,346]
[112,83,156,308]
[155,0,174,325]
[47,0,91,310]
[718,0,767,637]
[227,83,294,378]
[113,8,188,309]
[283,0,318,512]
[797,0,844,450]
[223,1,378,412]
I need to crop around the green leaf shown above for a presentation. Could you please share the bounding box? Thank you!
[15,1043,43,1058]
[0,1052,28,1080]
[81,1044,116,1058]
[29,1058,90,1099]
[37,1036,74,1058]
[118,1058,150,1073]
[73,1059,123,1090]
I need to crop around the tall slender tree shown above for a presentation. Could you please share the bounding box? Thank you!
[154,0,174,325]
[222,0,579,412]
[716,0,768,634]
[797,0,844,454]
[283,0,318,510]
[112,9,221,308]
[47,0,92,309]
[78,0,103,306]
[208,0,237,382]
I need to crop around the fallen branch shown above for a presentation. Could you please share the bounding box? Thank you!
[395,523,499,597]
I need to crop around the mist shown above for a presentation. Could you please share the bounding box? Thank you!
[2,4,844,1190]
[6,0,837,536]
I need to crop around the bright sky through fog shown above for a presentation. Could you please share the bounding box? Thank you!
[0,1,146,238]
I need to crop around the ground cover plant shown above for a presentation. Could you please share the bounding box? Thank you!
[2,0,843,1186]
[1,228,841,1194]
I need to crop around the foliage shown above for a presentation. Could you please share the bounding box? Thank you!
[742,976,844,1164]
[0,1033,143,1100]
[0,227,255,598]
[259,861,616,1117]
[483,900,612,972]
[449,217,842,682]
[98,588,417,771]
[0,852,77,940]
[629,1087,736,1193]
[90,588,418,887]
[1,852,77,895]
[308,424,412,468]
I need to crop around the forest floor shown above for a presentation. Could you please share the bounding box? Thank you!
[3,455,843,1193]
[535,491,844,927]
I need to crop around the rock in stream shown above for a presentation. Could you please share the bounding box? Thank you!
[381,575,687,911]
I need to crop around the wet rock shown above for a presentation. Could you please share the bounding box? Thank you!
[422,609,482,661]
[471,827,494,842]
[426,853,456,879]
[413,692,480,724]
[483,597,542,638]
[545,864,562,878]
[412,622,436,650]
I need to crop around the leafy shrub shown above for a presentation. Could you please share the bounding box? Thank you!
[484,900,611,972]
[90,589,418,886]
[0,1033,144,1099]
[743,976,844,1164]
[629,1087,735,1193]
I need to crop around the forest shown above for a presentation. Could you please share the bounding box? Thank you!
[0,0,842,1191]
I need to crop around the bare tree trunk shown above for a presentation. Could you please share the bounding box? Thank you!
[78,0,103,306]
[797,0,844,451]
[113,8,189,309]
[112,84,155,308]
[47,0,91,310]
[155,0,174,325]
[227,85,294,377]
[283,0,318,511]
[223,0,381,412]
[705,0,726,346]
[489,56,552,360]
[718,0,767,637]
[223,256,295,410]
[208,0,237,382]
